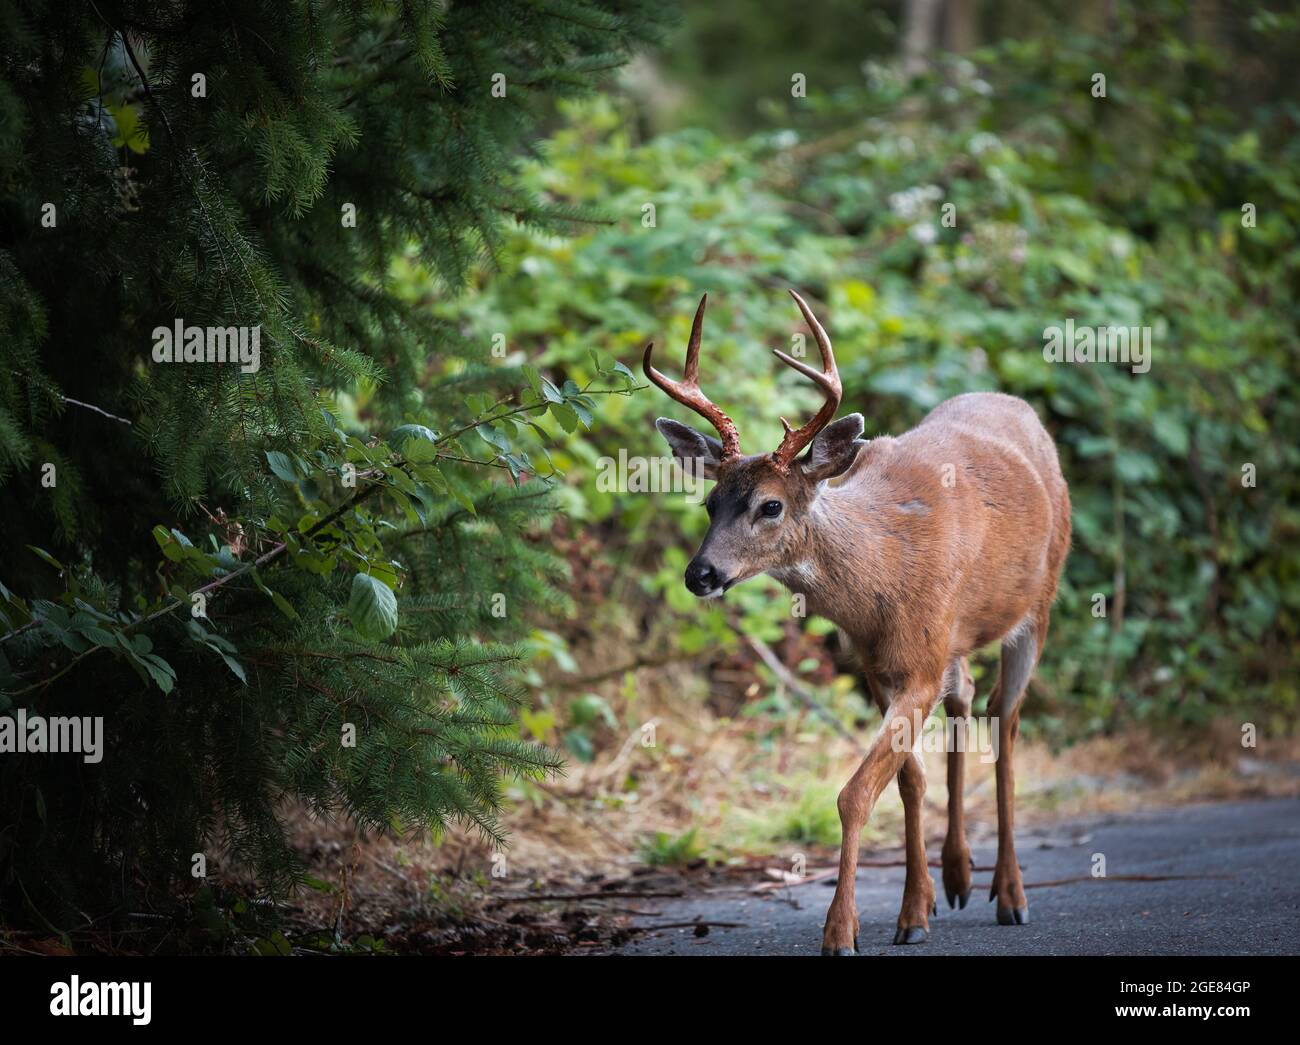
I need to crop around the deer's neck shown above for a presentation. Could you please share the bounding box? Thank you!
[767,484,892,634]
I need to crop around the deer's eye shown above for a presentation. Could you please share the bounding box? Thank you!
[760,500,783,518]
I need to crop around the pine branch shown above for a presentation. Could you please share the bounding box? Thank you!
[5,481,384,694]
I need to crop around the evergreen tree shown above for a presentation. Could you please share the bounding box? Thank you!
[0,0,665,933]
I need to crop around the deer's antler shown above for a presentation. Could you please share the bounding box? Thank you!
[642,294,742,460]
[770,290,842,472]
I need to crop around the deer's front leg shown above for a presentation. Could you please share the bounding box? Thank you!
[894,751,936,943]
[822,681,941,955]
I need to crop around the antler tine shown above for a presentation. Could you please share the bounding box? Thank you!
[642,294,742,460]
[770,290,842,471]
[683,293,705,385]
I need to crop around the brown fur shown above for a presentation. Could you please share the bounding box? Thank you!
[660,390,1071,952]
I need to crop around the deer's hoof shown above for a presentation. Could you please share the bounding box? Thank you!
[946,888,971,909]
[892,926,928,945]
[821,938,859,957]
[996,905,1029,926]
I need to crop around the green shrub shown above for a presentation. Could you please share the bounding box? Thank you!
[444,20,1300,737]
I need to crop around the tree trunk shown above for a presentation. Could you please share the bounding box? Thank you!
[901,0,943,77]
[943,0,979,54]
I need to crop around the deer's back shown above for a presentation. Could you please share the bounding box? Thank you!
[831,392,1071,663]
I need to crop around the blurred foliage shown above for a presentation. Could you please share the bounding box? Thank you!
[649,0,898,132]
[637,828,704,867]
[650,0,1300,135]
[441,6,1300,740]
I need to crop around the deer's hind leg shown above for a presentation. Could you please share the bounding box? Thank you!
[988,614,1046,926]
[941,656,975,910]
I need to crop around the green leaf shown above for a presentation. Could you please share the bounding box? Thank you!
[440,468,477,515]
[27,546,64,571]
[540,377,565,404]
[141,654,176,694]
[219,652,248,685]
[347,573,398,641]
[57,629,90,654]
[270,591,299,620]
[412,463,447,492]
[251,570,300,619]
[569,400,593,428]
[79,625,117,646]
[550,401,579,433]
[523,365,543,397]
[108,103,150,154]
[302,875,336,894]
[476,423,511,452]
[77,67,100,100]
[391,424,440,462]
[404,438,439,463]
[1152,413,1189,456]
[265,451,299,483]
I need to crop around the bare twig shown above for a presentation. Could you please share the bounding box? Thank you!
[567,651,700,685]
[58,394,132,425]
[742,631,866,755]
[493,890,685,904]
[6,371,132,426]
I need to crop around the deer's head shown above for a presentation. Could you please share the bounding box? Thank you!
[646,291,864,598]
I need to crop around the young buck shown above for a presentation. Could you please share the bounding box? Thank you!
[645,291,1071,954]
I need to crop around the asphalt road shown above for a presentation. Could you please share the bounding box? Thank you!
[614,797,1300,956]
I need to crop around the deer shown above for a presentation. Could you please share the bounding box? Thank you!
[644,290,1071,954]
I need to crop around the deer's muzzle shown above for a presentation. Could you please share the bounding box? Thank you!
[684,558,725,598]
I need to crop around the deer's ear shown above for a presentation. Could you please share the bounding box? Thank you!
[802,413,864,482]
[655,418,723,481]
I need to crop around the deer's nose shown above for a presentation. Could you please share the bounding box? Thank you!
[685,559,721,596]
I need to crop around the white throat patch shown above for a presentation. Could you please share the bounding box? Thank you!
[768,560,817,587]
